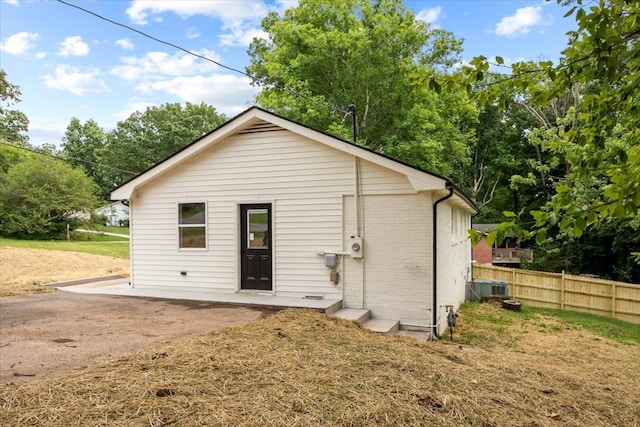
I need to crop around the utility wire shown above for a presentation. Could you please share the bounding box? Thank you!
[0,141,137,175]
[55,0,350,115]
[56,0,250,79]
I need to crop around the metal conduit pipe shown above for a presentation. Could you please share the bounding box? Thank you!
[432,182,454,340]
[404,300,449,330]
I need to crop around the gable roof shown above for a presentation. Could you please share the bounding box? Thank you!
[95,200,128,214]
[472,224,498,233]
[111,106,477,212]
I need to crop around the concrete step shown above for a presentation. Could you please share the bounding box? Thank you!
[331,308,371,324]
[363,318,400,334]
[322,299,344,315]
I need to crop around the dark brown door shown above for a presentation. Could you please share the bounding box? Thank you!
[240,204,272,291]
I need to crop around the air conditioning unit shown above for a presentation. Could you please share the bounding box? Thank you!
[466,279,509,301]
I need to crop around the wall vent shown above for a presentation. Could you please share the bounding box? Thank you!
[237,120,282,134]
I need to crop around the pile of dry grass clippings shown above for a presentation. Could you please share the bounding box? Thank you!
[1,308,639,426]
[0,247,129,297]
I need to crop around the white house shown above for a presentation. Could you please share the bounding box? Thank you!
[95,201,129,226]
[111,107,477,337]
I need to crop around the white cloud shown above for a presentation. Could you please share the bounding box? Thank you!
[134,74,259,115]
[42,65,110,96]
[25,123,66,148]
[125,0,272,47]
[57,36,90,57]
[495,6,550,38]
[111,49,221,81]
[219,26,268,47]
[416,6,442,24]
[125,0,269,25]
[115,38,134,50]
[4,0,19,5]
[0,32,39,55]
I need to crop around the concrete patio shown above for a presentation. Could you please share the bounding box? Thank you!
[52,275,343,313]
[50,276,419,336]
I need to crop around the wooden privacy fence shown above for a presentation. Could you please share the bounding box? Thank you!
[472,264,640,324]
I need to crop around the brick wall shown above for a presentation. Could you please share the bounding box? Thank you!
[473,237,493,264]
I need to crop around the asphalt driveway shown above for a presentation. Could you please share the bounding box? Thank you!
[0,292,277,383]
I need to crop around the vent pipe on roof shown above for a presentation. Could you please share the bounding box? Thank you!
[348,104,357,144]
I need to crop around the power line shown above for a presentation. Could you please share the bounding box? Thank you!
[54,0,350,115]
[56,0,250,80]
[0,141,136,175]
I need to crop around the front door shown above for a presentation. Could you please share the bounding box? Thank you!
[240,204,272,291]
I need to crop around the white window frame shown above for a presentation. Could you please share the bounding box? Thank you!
[177,201,208,250]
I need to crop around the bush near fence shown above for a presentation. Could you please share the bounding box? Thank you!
[472,264,640,324]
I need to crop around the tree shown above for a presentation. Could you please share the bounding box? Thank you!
[0,154,98,239]
[0,142,28,174]
[463,101,536,214]
[62,118,110,198]
[0,69,29,146]
[100,102,227,187]
[420,0,639,254]
[247,0,475,178]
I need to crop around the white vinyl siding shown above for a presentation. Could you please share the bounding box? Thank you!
[128,127,418,296]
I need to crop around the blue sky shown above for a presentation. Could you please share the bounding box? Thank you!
[1,0,578,147]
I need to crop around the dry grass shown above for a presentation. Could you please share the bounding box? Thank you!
[1,307,639,426]
[0,247,129,297]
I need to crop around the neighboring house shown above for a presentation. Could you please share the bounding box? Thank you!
[68,210,91,221]
[111,107,478,337]
[95,201,129,226]
[472,223,534,266]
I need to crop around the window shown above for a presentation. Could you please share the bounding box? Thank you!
[178,202,207,249]
[247,208,269,249]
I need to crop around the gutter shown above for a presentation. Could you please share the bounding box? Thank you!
[432,181,454,339]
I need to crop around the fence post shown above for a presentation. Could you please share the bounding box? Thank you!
[561,270,565,310]
[512,268,516,298]
[612,282,616,318]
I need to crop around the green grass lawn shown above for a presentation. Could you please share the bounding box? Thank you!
[0,237,130,259]
[529,306,640,343]
[99,225,130,235]
[456,301,640,347]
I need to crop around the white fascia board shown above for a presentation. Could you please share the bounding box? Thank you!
[406,174,447,192]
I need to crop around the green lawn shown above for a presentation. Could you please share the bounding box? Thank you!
[0,237,130,259]
[529,306,640,343]
[100,225,130,235]
[456,301,640,347]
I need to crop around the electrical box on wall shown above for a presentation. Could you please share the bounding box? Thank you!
[324,253,338,269]
[349,236,364,258]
